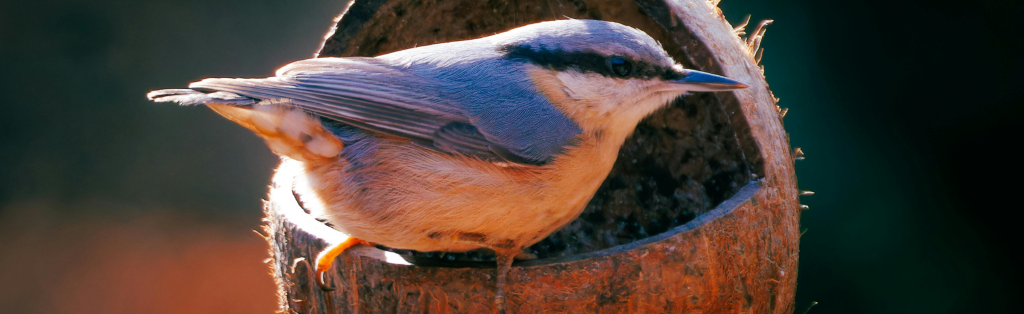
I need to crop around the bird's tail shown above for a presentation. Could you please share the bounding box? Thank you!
[147,88,256,106]
[147,88,343,163]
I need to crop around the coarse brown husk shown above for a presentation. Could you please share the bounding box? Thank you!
[264,0,800,313]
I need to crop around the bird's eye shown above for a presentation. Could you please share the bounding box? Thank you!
[609,56,632,77]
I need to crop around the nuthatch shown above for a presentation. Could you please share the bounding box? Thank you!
[148,19,747,310]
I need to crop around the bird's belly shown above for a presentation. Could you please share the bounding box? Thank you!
[297,138,613,253]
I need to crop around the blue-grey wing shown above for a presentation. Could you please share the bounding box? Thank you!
[150,57,580,165]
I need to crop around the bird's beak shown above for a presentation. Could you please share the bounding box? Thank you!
[668,69,750,92]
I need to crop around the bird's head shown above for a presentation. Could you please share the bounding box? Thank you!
[491,20,748,136]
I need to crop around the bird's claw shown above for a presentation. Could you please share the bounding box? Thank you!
[315,267,336,291]
[313,236,367,292]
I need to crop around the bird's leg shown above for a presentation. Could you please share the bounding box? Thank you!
[314,236,368,291]
[442,233,520,313]
[493,249,517,314]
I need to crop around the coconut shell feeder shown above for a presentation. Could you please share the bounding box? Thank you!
[262,0,801,313]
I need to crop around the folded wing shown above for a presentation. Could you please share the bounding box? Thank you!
[148,57,579,165]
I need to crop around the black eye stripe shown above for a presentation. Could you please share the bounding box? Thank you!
[501,44,679,80]
[609,56,632,77]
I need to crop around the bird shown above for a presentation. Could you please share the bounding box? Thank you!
[148,19,747,311]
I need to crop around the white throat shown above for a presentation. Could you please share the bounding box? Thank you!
[554,70,683,133]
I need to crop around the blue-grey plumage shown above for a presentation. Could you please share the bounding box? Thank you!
[148,19,747,305]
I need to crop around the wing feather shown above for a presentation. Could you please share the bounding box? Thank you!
[152,57,580,165]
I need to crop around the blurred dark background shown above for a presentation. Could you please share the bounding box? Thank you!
[0,0,1019,313]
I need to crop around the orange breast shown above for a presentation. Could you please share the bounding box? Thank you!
[294,129,625,253]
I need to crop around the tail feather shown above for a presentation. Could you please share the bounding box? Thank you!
[147,88,342,162]
[147,88,256,106]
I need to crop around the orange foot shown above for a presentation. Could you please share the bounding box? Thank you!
[314,236,369,291]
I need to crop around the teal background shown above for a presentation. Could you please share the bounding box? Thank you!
[1,0,1019,312]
